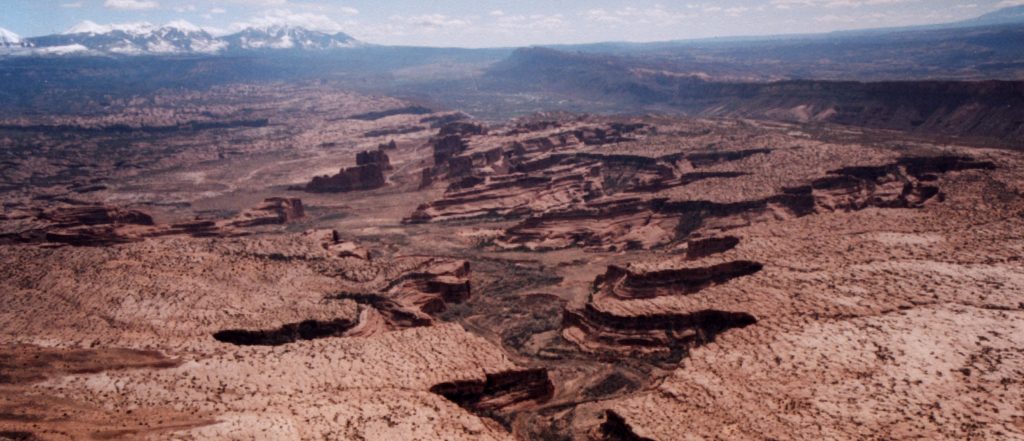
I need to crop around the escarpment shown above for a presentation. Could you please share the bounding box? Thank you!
[563,303,758,362]
[806,155,996,211]
[487,155,996,251]
[1,198,307,246]
[327,258,474,334]
[430,368,555,422]
[596,261,763,300]
[563,262,760,361]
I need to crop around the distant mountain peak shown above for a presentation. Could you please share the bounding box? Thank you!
[966,5,1024,26]
[0,27,21,46]
[223,26,360,51]
[12,20,364,56]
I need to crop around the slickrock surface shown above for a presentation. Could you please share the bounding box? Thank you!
[1,85,1022,440]
[0,235,518,440]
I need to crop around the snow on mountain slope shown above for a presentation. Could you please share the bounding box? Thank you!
[26,20,227,55]
[208,26,360,51]
[0,27,24,47]
[11,21,360,56]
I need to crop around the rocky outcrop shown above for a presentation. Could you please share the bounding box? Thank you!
[348,105,432,121]
[328,258,473,332]
[487,155,995,251]
[571,123,649,145]
[43,228,139,246]
[16,204,157,246]
[321,232,372,259]
[419,121,494,188]
[684,148,772,168]
[356,149,392,170]
[333,292,434,329]
[491,196,801,252]
[382,260,472,314]
[598,411,655,441]
[563,263,760,361]
[228,198,305,228]
[684,236,741,259]
[420,112,469,128]
[304,164,385,193]
[408,151,726,226]
[430,368,554,413]
[298,146,396,193]
[507,120,561,135]
[596,261,763,300]
[406,127,775,231]
[40,205,154,228]
[439,121,487,137]
[363,126,425,138]
[563,303,757,362]
[808,155,996,212]
[6,198,308,247]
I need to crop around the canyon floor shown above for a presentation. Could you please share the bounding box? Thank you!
[1,85,1022,440]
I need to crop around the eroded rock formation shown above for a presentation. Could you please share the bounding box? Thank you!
[328,258,473,333]
[430,368,555,414]
[564,302,757,362]
[39,205,155,227]
[806,155,996,211]
[595,261,763,300]
[563,262,761,361]
[229,198,305,228]
[3,198,307,246]
[598,410,654,441]
[356,148,392,170]
[304,164,385,193]
[488,155,996,252]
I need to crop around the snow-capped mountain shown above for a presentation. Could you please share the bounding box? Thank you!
[4,21,362,56]
[25,20,226,55]
[220,26,360,51]
[0,27,28,48]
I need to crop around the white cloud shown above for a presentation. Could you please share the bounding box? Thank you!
[104,0,159,10]
[585,5,694,26]
[773,0,916,8]
[62,1,84,8]
[223,0,287,5]
[996,0,1024,6]
[394,14,470,30]
[210,7,227,14]
[493,14,565,31]
[228,9,345,33]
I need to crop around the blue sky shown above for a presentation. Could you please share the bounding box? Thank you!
[1,0,1021,47]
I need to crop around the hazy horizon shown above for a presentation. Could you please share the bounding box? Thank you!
[2,0,1023,48]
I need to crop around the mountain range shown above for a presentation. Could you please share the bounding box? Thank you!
[3,7,1024,57]
[0,21,360,56]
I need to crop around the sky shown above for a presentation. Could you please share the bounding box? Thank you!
[1,0,1022,47]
